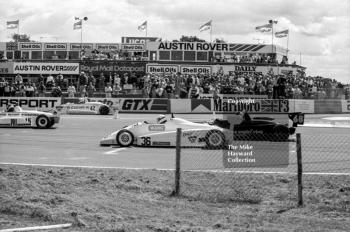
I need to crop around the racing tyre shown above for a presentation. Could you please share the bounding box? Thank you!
[116,130,134,147]
[205,130,225,149]
[99,105,110,115]
[273,125,289,141]
[36,115,51,129]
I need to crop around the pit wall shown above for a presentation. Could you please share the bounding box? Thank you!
[1,97,349,114]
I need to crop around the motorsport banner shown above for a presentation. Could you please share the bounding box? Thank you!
[199,93,268,99]
[212,64,299,76]
[13,62,80,75]
[212,99,290,113]
[0,97,61,111]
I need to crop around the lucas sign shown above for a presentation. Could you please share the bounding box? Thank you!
[13,63,80,75]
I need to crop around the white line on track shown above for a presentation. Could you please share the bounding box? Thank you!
[103,148,127,155]
[0,162,349,176]
[301,123,350,128]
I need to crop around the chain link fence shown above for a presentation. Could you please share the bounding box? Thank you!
[173,127,350,207]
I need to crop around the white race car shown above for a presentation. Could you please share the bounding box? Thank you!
[100,115,232,148]
[56,98,111,115]
[0,106,60,128]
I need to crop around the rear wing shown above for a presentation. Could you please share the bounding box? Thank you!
[289,112,305,127]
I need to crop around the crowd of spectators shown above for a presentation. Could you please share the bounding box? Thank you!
[0,70,345,100]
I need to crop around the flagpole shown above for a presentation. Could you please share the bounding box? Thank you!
[80,20,83,58]
[286,29,289,57]
[271,21,274,54]
[210,22,212,43]
[146,24,147,37]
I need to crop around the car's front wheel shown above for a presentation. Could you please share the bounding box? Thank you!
[205,130,225,149]
[36,115,51,129]
[99,105,110,115]
[116,130,134,147]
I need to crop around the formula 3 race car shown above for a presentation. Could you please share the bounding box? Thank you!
[100,115,230,148]
[100,112,304,148]
[0,105,60,128]
[56,98,111,115]
[209,112,304,141]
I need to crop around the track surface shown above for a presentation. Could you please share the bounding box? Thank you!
[1,114,350,174]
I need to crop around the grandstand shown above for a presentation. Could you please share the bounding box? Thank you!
[0,36,345,100]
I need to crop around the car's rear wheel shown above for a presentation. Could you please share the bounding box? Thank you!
[36,115,51,129]
[99,105,110,115]
[116,130,134,147]
[273,125,289,141]
[205,130,225,149]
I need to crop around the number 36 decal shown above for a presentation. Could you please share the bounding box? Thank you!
[140,137,151,146]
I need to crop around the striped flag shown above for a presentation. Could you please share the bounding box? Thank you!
[275,29,289,38]
[255,23,272,33]
[73,20,82,30]
[138,21,147,31]
[199,20,212,32]
[7,20,19,29]
[261,99,280,112]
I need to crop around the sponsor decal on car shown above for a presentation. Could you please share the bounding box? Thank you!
[152,141,171,146]
[148,125,165,131]
[182,131,194,137]
[188,136,197,143]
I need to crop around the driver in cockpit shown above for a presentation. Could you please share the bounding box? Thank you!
[6,104,15,112]
[156,114,167,124]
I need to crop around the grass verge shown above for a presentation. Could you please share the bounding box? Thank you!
[0,165,349,231]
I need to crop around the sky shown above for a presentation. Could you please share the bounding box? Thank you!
[0,0,349,83]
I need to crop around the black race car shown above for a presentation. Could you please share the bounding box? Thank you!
[208,112,304,141]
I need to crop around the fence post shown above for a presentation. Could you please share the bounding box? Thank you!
[296,133,303,206]
[174,128,182,196]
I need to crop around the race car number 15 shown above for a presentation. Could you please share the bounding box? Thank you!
[141,137,151,146]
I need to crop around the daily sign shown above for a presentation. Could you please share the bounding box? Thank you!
[13,63,80,75]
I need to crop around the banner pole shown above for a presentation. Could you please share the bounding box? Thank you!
[286,30,289,57]
[80,20,83,59]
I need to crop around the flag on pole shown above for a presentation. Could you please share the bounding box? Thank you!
[275,29,289,38]
[255,23,272,32]
[199,20,212,32]
[73,20,82,30]
[7,20,19,29]
[138,21,147,31]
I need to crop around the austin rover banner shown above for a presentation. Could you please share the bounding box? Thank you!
[13,62,80,75]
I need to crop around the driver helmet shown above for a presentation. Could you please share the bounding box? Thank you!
[6,104,15,112]
[78,97,88,103]
[156,114,167,124]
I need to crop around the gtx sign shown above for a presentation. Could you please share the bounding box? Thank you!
[13,62,79,75]
[120,98,168,112]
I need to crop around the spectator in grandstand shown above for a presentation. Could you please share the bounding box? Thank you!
[67,83,76,98]
[46,74,55,89]
[38,81,46,97]
[15,73,23,85]
[0,78,6,96]
[105,83,113,98]
[113,83,122,95]
[25,82,35,97]
[98,73,105,92]
[78,72,88,95]
[3,82,11,97]
[188,83,200,99]
[86,82,96,97]
[56,73,64,88]
[80,85,87,97]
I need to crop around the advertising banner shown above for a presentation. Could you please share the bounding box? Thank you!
[341,100,350,113]
[0,97,61,111]
[288,99,314,113]
[121,37,158,44]
[44,43,68,50]
[80,61,146,75]
[70,43,93,50]
[199,94,268,99]
[212,64,298,76]
[19,42,42,50]
[95,43,119,51]
[180,65,212,75]
[13,62,80,75]
[121,44,145,52]
[0,62,14,74]
[212,99,290,113]
[146,64,179,74]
